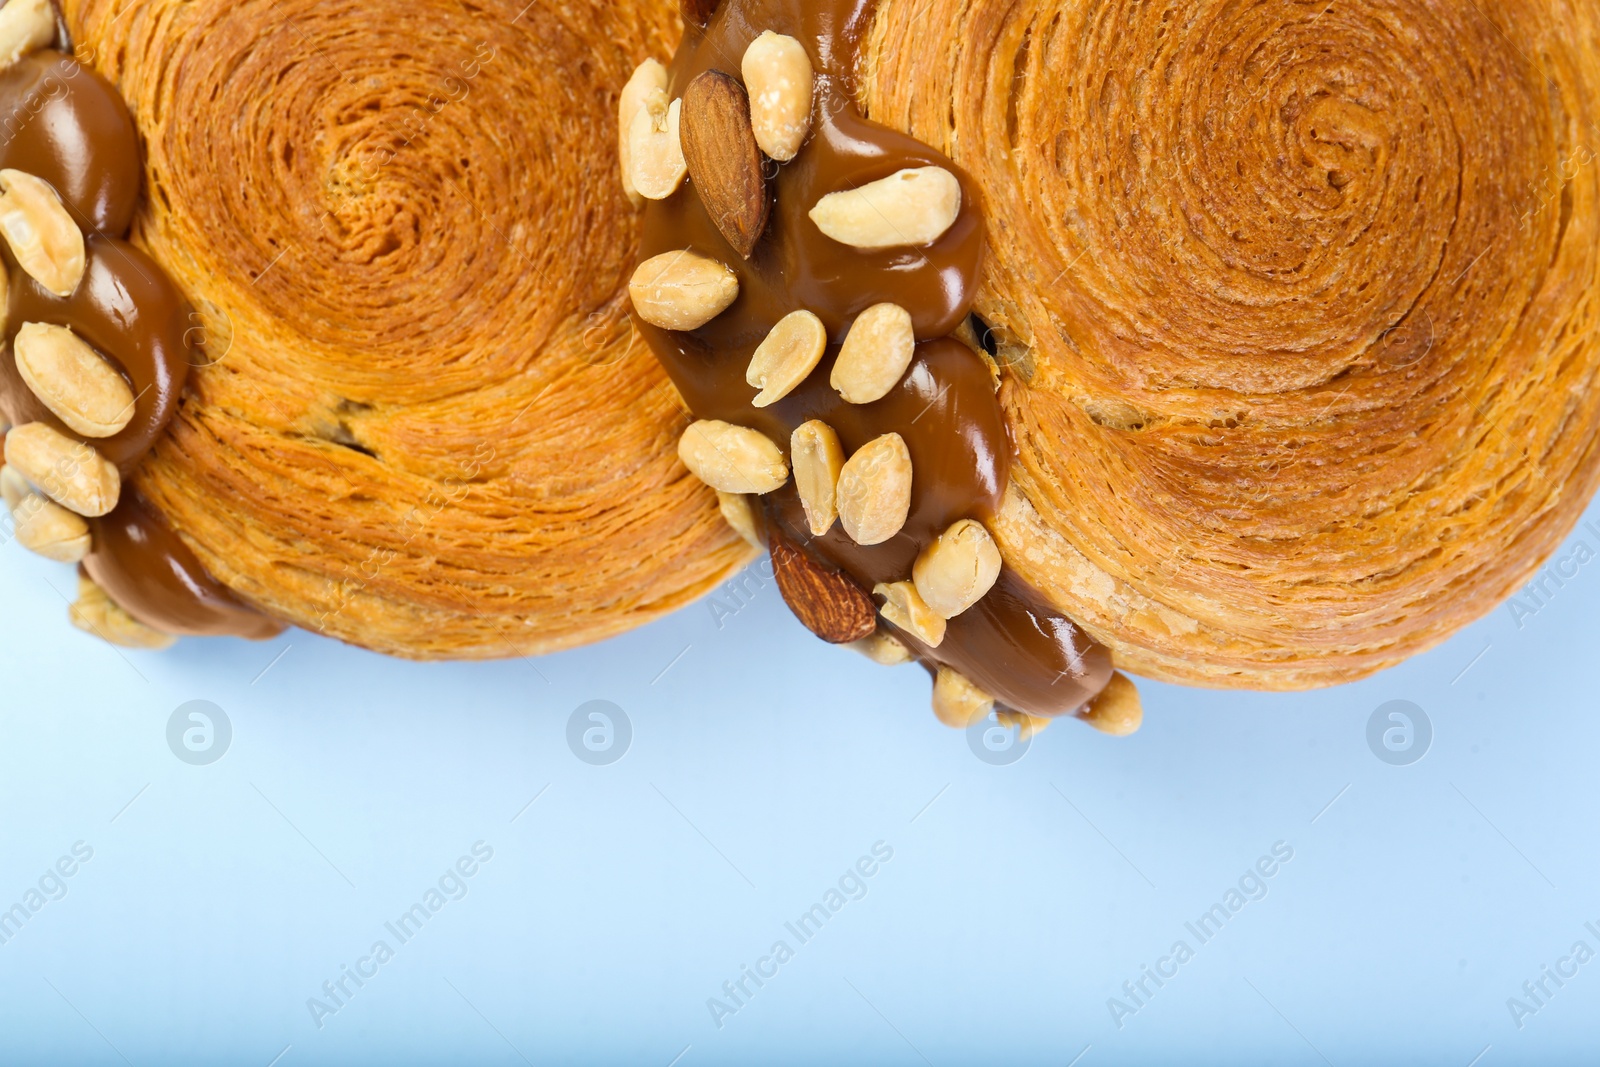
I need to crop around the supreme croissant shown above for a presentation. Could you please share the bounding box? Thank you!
[2,0,1597,736]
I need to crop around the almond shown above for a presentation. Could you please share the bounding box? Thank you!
[681,70,770,258]
[769,523,876,644]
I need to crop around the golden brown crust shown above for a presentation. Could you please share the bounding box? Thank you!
[61,0,753,659]
[865,0,1600,688]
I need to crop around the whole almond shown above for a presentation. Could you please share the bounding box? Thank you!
[1080,672,1143,737]
[629,250,739,330]
[681,70,770,258]
[747,310,825,407]
[618,59,669,205]
[4,421,120,517]
[769,523,876,644]
[913,519,1002,618]
[931,668,994,729]
[678,419,788,494]
[628,89,687,201]
[836,432,913,546]
[791,420,843,536]
[0,169,85,297]
[873,579,946,648]
[833,303,915,404]
[14,322,136,439]
[741,31,814,162]
[13,492,91,563]
[810,166,962,250]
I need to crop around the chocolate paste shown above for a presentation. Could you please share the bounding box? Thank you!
[637,0,1114,716]
[0,46,279,641]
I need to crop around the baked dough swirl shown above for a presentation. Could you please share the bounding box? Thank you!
[55,0,751,658]
[864,0,1600,687]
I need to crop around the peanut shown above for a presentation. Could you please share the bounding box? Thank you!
[913,519,1002,618]
[629,249,740,330]
[3,421,120,517]
[747,310,826,407]
[791,420,844,536]
[873,579,945,648]
[0,169,86,297]
[836,432,912,546]
[741,31,813,163]
[809,166,962,250]
[14,322,136,439]
[678,420,788,494]
[832,303,915,404]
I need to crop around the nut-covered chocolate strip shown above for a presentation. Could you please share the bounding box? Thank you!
[742,31,814,164]
[629,249,740,330]
[810,166,962,250]
[678,419,788,494]
[747,310,826,407]
[3,421,120,517]
[0,169,86,297]
[681,69,771,259]
[13,322,137,439]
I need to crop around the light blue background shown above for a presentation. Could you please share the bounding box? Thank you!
[1,500,1598,1066]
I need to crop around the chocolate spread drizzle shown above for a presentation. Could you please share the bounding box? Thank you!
[638,0,1114,717]
[0,45,280,640]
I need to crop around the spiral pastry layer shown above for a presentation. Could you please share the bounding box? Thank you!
[59,0,751,658]
[864,0,1600,687]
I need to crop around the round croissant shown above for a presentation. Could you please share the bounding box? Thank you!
[863,0,1600,688]
[57,0,751,658]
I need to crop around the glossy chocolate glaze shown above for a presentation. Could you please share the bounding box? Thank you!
[0,45,278,640]
[639,0,1113,716]
[5,235,189,471]
[84,491,284,639]
[0,50,141,234]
